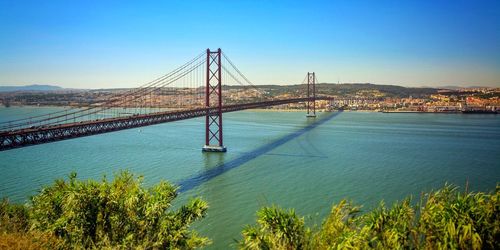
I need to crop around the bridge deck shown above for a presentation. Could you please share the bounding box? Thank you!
[0,97,331,151]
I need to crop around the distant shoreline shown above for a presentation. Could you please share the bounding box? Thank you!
[1,104,76,109]
[2,105,496,115]
[246,108,379,113]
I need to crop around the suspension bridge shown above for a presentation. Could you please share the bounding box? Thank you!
[0,49,332,152]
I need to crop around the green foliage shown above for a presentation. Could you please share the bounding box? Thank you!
[241,206,308,250]
[1,198,30,233]
[310,200,367,249]
[1,171,209,249]
[418,185,499,249]
[364,199,416,249]
[241,184,500,250]
[1,198,64,249]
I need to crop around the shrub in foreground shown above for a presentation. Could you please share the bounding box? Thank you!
[241,184,500,249]
[1,171,209,249]
[1,198,64,249]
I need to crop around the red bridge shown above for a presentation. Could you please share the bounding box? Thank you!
[0,49,330,152]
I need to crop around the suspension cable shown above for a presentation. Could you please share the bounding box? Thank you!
[1,51,206,130]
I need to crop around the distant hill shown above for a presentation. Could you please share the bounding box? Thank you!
[0,84,63,92]
[437,85,488,90]
[234,83,439,98]
[318,83,437,97]
[438,85,465,90]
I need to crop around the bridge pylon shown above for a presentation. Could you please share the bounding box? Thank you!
[202,48,227,152]
[306,72,316,117]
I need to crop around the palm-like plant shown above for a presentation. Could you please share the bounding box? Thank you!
[419,185,499,249]
[241,184,499,250]
[241,206,308,250]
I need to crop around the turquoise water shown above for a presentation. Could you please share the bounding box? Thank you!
[1,107,499,248]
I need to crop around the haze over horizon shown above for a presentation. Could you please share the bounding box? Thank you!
[1,0,499,89]
[0,83,497,91]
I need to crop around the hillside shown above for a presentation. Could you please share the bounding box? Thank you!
[0,84,63,92]
[239,83,438,98]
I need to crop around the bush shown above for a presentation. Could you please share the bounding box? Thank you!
[241,184,500,249]
[241,206,308,249]
[0,231,64,250]
[1,198,30,233]
[1,171,209,249]
[1,198,63,249]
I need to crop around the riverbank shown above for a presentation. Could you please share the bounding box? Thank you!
[247,108,381,113]
[382,110,498,114]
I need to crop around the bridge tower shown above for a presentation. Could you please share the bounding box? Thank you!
[306,72,316,117]
[202,48,227,152]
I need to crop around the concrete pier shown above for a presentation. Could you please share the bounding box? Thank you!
[202,145,227,152]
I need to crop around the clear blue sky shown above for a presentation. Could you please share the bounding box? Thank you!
[0,0,499,88]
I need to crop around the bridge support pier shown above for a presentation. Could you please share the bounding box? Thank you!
[306,72,316,117]
[202,48,227,153]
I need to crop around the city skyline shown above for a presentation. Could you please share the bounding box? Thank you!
[1,0,499,88]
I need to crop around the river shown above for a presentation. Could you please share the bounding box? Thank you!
[1,107,499,248]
